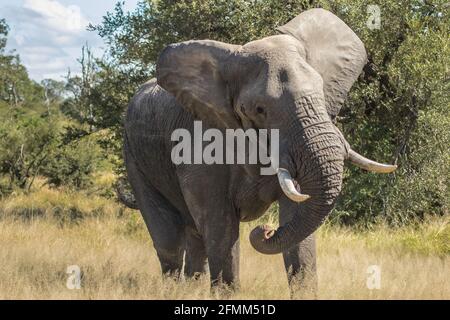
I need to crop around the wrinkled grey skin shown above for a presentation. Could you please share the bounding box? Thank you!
[124,9,368,294]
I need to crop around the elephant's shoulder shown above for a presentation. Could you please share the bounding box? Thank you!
[126,78,181,121]
[133,78,174,107]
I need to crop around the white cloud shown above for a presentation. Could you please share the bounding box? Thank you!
[2,0,103,81]
[23,0,89,34]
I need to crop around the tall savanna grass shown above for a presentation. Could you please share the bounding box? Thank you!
[0,186,448,299]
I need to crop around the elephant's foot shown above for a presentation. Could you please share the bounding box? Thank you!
[288,269,318,299]
[210,275,240,298]
[184,229,208,280]
[208,255,240,292]
[157,248,185,281]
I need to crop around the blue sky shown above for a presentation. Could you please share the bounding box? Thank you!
[0,0,140,81]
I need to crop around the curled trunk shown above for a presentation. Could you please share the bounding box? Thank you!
[250,96,344,254]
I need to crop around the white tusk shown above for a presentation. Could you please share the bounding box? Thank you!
[348,149,397,173]
[277,168,310,202]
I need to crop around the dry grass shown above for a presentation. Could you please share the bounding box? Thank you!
[0,185,122,223]
[0,189,448,300]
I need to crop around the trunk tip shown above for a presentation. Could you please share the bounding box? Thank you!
[249,225,279,255]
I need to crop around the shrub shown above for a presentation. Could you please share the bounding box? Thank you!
[0,111,58,193]
[42,135,103,189]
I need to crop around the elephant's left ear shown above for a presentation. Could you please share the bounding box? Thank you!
[156,40,242,128]
[277,8,367,120]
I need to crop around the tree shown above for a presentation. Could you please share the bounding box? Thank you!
[41,79,66,114]
[0,114,58,191]
[0,19,45,108]
[0,19,103,194]
[0,18,8,53]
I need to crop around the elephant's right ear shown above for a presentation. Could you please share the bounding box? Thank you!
[277,8,367,120]
[156,40,241,128]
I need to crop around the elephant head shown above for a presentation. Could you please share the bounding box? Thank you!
[156,9,396,255]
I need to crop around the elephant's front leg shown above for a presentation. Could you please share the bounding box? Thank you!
[179,166,240,290]
[280,197,318,299]
[203,209,240,290]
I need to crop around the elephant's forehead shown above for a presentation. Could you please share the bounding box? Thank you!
[237,35,323,99]
[241,35,306,60]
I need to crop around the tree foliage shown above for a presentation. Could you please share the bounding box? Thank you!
[0,20,103,194]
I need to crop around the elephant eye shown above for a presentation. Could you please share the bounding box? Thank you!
[256,106,265,114]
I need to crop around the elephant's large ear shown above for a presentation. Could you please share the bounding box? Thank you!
[156,40,241,128]
[277,8,367,120]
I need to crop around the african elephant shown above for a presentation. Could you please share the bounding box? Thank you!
[122,8,396,294]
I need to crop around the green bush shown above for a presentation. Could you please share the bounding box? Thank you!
[0,111,58,193]
[0,107,104,193]
[384,107,449,225]
[41,136,103,189]
[0,19,107,194]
